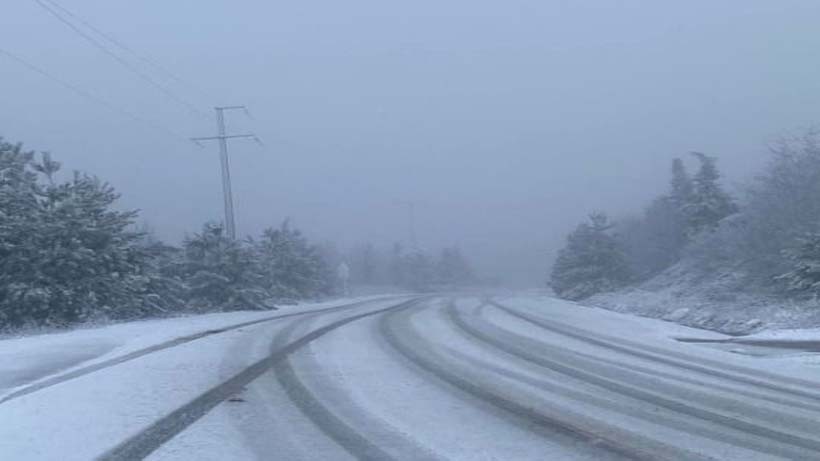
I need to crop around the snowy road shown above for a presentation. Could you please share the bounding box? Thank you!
[2,296,820,460]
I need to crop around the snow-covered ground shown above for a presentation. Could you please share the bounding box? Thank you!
[521,293,820,365]
[586,262,820,335]
[2,294,819,460]
[0,295,395,400]
[1,310,273,396]
[744,327,820,341]
[0,295,403,459]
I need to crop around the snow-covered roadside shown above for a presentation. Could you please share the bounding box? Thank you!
[697,327,820,365]
[0,319,279,460]
[574,258,820,337]
[743,327,820,341]
[499,295,729,343]
[0,295,393,400]
[501,295,820,376]
[0,296,403,460]
[514,294,820,366]
[586,286,820,335]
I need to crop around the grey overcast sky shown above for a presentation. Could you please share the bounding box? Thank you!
[2,1,820,284]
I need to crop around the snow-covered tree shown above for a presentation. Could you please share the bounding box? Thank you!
[132,233,186,315]
[0,142,47,327]
[179,223,269,312]
[0,141,150,328]
[669,157,694,208]
[256,220,331,301]
[776,232,820,294]
[684,152,737,236]
[616,158,696,280]
[735,131,820,281]
[550,212,631,300]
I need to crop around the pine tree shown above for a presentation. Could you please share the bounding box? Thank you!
[180,223,269,312]
[256,220,330,301]
[133,233,186,315]
[685,152,738,235]
[731,131,820,281]
[0,142,150,327]
[617,158,695,280]
[776,232,820,294]
[669,157,694,208]
[550,212,631,300]
[640,158,693,270]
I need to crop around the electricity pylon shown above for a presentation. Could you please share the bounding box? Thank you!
[192,106,261,239]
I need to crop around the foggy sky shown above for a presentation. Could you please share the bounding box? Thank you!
[3,1,820,284]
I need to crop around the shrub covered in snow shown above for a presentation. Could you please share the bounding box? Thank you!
[550,213,631,300]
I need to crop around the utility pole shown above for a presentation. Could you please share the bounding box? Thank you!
[192,106,261,240]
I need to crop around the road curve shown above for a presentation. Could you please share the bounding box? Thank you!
[135,296,820,460]
[100,297,423,461]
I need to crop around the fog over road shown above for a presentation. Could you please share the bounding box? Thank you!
[3,296,820,460]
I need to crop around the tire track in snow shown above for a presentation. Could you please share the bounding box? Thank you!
[97,297,422,461]
[489,300,820,401]
[478,304,820,414]
[445,347,794,460]
[378,301,708,461]
[473,303,820,415]
[0,296,402,405]
[269,308,443,461]
[448,302,820,460]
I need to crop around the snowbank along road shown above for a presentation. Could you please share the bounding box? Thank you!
[2,295,820,460]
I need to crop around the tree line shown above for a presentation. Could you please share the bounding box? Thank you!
[550,130,820,302]
[0,138,338,330]
[0,137,479,330]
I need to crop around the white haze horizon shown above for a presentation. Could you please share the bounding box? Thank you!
[3,1,820,285]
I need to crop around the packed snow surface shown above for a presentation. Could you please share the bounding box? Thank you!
[2,294,819,460]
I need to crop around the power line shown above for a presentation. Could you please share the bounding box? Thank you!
[39,0,210,100]
[0,46,189,142]
[33,0,208,119]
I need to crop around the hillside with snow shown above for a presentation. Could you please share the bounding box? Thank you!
[587,260,820,335]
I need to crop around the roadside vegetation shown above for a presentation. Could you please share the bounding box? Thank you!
[551,129,820,309]
[0,136,477,330]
